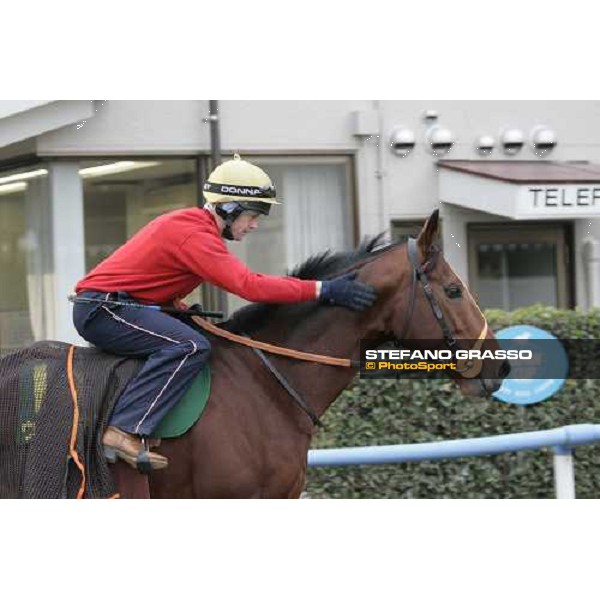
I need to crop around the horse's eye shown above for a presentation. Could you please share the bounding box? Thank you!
[445,284,462,299]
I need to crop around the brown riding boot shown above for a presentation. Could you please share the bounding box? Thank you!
[102,426,169,471]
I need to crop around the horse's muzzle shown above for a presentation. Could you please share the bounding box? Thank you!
[480,359,511,396]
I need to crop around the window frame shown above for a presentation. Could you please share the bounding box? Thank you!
[467,222,573,310]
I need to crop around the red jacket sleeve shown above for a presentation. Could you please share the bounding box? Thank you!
[176,230,318,303]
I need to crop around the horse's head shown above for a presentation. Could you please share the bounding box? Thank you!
[359,209,509,397]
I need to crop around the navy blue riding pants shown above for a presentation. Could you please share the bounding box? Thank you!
[72,291,211,437]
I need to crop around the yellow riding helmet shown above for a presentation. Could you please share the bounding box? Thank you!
[203,154,280,209]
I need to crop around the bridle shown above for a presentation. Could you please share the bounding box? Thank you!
[395,238,489,380]
[193,237,492,427]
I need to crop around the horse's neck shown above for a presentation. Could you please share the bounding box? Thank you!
[259,308,367,419]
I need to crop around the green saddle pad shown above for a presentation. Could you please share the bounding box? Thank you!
[151,366,211,439]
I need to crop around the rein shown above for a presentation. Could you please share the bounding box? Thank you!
[191,315,357,368]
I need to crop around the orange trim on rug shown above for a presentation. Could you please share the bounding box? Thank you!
[66,345,86,499]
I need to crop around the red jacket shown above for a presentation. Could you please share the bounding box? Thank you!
[76,207,318,305]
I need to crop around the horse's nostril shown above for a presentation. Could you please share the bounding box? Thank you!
[499,360,511,379]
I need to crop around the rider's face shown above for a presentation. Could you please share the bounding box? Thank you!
[231,212,261,241]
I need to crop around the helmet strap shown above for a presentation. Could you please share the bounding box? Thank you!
[215,203,245,240]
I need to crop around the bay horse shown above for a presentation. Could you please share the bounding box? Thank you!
[110,209,507,498]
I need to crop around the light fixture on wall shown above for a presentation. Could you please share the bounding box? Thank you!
[79,161,160,178]
[0,182,27,196]
[0,161,161,188]
[426,125,455,157]
[475,135,495,156]
[389,127,416,157]
[422,109,439,124]
[531,126,557,157]
[0,169,48,186]
[500,128,525,156]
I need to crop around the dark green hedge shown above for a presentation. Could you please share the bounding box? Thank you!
[305,305,600,498]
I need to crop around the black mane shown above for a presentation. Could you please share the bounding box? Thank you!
[221,234,401,335]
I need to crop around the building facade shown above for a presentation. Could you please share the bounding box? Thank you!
[1,99,600,354]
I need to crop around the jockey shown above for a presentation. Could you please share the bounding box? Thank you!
[72,154,377,471]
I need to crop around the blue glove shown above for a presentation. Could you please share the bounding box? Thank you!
[320,272,377,311]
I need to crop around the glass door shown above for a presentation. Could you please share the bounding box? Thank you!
[468,223,571,310]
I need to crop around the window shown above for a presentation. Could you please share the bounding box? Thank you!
[81,156,356,316]
[0,155,356,347]
[81,159,199,271]
[226,156,356,314]
[81,159,207,309]
[0,165,50,354]
[468,223,572,310]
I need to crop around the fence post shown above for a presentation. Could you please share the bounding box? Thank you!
[552,446,576,499]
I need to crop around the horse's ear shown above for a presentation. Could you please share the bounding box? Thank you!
[417,209,440,255]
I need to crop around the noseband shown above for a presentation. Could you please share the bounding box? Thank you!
[395,238,488,380]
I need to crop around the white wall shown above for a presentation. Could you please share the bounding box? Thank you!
[37,101,209,155]
[16,99,600,310]
[218,100,371,151]
[0,101,53,120]
[377,100,600,221]
[34,99,600,230]
[36,100,373,156]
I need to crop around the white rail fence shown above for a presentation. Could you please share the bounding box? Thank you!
[307,424,600,498]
